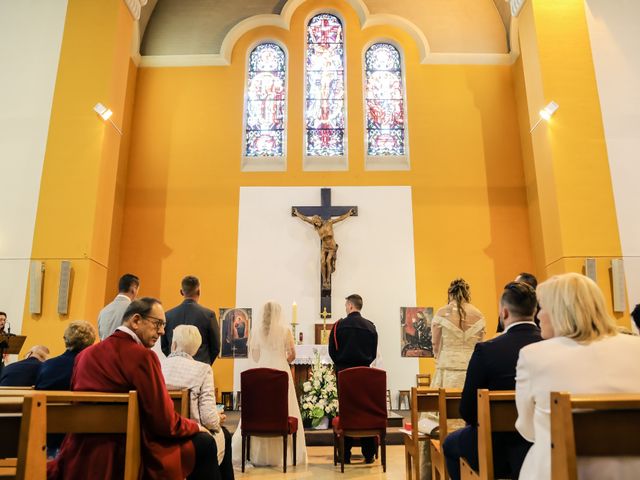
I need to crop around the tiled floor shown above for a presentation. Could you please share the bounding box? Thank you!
[235,445,406,479]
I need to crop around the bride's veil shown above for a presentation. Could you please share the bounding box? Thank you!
[249,301,287,363]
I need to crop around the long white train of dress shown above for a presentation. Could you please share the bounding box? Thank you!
[231,334,308,468]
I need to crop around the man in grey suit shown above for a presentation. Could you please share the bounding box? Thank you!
[161,276,220,364]
[97,274,140,340]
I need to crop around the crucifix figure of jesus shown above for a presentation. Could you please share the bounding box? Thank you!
[292,188,357,316]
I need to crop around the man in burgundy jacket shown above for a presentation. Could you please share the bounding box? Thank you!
[47,297,219,480]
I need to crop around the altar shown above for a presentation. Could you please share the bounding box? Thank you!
[291,344,333,399]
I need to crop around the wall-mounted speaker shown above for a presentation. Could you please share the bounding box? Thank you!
[584,257,597,282]
[29,260,45,314]
[611,259,626,313]
[58,260,72,315]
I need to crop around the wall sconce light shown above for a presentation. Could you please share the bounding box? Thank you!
[530,100,559,133]
[93,102,123,136]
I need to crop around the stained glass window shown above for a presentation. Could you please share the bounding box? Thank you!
[244,43,286,157]
[365,43,406,156]
[305,14,345,157]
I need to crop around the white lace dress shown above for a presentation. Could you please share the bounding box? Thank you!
[431,304,485,389]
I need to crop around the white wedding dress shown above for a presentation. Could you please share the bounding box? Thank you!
[231,316,307,468]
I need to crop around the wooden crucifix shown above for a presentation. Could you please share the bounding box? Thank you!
[292,188,357,318]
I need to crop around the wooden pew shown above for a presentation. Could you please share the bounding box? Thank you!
[403,387,439,480]
[0,394,46,480]
[0,390,141,480]
[168,389,190,417]
[550,392,640,480]
[430,388,463,480]
[460,389,517,480]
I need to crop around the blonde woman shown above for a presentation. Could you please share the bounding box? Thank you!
[161,325,233,480]
[431,278,485,388]
[35,321,95,390]
[516,273,640,479]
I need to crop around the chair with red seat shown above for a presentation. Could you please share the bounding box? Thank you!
[240,368,298,473]
[332,366,387,472]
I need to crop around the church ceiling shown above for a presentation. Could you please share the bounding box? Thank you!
[139,0,511,56]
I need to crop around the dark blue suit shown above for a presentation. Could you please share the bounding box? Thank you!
[35,349,79,390]
[0,357,43,387]
[443,322,542,480]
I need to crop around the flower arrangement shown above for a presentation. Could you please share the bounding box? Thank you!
[299,353,339,428]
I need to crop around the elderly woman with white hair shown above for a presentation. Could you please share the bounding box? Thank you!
[161,325,233,480]
[515,272,640,480]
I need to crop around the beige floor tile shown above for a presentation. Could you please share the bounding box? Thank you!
[235,445,406,479]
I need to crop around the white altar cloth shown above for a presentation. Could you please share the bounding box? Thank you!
[292,344,333,365]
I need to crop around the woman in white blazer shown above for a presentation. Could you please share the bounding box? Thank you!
[515,272,640,480]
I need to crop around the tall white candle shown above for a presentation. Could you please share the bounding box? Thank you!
[292,301,298,325]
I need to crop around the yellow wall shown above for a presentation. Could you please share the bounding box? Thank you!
[120,0,533,390]
[21,0,136,355]
[514,0,626,321]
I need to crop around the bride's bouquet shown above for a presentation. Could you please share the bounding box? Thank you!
[299,352,339,427]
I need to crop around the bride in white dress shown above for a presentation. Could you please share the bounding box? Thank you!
[431,278,485,388]
[231,301,308,468]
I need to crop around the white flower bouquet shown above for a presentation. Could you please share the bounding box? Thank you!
[299,353,339,428]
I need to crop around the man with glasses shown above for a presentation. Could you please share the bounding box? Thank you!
[48,298,220,480]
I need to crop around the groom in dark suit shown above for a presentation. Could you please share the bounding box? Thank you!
[329,294,378,464]
[443,282,542,480]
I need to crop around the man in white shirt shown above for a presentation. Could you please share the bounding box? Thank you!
[97,273,140,340]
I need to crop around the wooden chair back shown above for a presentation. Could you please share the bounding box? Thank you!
[403,387,440,480]
[416,374,431,388]
[168,389,190,417]
[430,388,463,480]
[462,389,517,480]
[0,390,141,480]
[0,393,46,480]
[550,392,640,480]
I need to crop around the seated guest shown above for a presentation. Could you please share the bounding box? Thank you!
[162,325,233,480]
[35,321,96,390]
[497,272,538,332]
[443,282,542,480]
[0,344,49,386]
[48,298,218,480]
[516,273,640,480]
[632,303,640,334]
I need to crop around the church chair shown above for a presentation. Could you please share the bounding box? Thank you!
[550,391,640,480]
[459,389,517,480]
[0,393,46,480]
[332,367,387,473]
[403,387,440,480]
[0,390,142,480]
[416,373,432,388]
[430,388,463,480]
[239,368,298,473]
[168,389,190,417]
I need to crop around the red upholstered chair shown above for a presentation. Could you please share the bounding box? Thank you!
[332,367,387,472]
[240,368,298,473]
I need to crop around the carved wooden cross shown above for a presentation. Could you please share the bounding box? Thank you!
[292,188,357,318]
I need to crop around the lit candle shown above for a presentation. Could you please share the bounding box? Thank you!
[292,301,298,325]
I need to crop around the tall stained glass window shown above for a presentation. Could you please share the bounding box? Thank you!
[305,14,345,157]
[365,43,406,156]
[244,43,286,157]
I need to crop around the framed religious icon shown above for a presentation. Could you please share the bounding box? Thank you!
[220,308,252,358]
[315,323,334,345]
[400,307,434,357]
